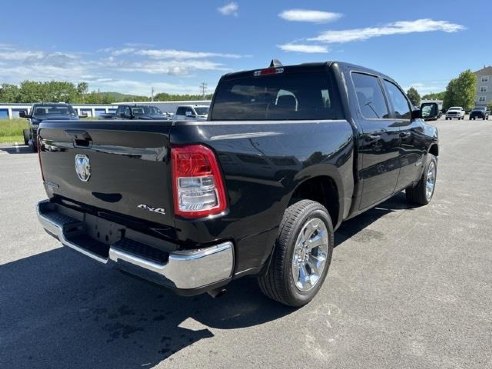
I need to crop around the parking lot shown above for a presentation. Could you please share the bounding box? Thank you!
[0,118,491,369]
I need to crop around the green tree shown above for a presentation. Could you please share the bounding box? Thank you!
[443,70,477,110]
[422,91,445,100]
[77,82,89,102]
[406,87,421,106]
[154,92,213,101]
[0,84,20,102]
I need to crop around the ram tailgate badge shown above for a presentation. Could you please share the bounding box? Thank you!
[74,154,91,182]
[137,204,166,215]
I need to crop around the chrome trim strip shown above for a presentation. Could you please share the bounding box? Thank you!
[37,201,108,264]
[108,242,234,289]
[37,200,234,290]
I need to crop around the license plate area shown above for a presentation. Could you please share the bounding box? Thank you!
[84,213,124,245]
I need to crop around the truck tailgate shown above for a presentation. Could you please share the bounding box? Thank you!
[38,120,174,227]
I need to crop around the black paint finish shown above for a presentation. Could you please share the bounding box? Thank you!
[37,61,438,290]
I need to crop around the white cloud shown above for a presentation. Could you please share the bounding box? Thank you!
[279,9,342,23]
[278,43,329,53]
[117,60,229,75]
[218,2,238,16]
[310,19,465,43]
[92,79,202,95]
[135,49,244,59]
[0,50,44,61]
[0,43,239,95]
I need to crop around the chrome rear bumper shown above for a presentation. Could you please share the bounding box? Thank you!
[37,200,234,290]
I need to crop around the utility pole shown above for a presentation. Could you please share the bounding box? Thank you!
[199,82,207,99]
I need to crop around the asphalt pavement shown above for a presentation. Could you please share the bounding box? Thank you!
[0,118,491,369]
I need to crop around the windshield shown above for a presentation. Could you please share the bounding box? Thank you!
[32,104,76,116]
[472,107,485,111]
[211,69,343,121]
[142,106,163,115]
[132,106,163,115]
[194,107,209,115]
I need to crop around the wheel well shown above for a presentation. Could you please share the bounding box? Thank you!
[290,176,339,226]
[429,144,439,157]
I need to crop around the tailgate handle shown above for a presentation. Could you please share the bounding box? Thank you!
[65,130,93,148]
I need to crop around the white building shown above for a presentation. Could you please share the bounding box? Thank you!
[474,66,492,107]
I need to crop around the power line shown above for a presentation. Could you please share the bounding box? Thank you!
[199,82,207,98]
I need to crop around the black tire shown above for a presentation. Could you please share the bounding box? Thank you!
[406,154,437,205]
[258,200,334,307]
[23,129,29,145]
[32,142,38,153]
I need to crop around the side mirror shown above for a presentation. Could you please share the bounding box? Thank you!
[420,102,440,121]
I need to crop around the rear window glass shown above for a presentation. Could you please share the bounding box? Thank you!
[211,69,343,121]
[352,73,390,119]
[33,105,76,116]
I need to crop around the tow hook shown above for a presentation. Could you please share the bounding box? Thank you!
[207,287,227,298]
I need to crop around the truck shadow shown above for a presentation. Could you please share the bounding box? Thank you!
[0,247,294,369]
[335,192,417,246]
[0,144,33,155]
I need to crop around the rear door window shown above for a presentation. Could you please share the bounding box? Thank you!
[211,68,343,121]
[352,73,390,119]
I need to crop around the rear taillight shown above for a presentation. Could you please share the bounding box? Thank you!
[171,145,227,219]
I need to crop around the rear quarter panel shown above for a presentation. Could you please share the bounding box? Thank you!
[171,120,354,275]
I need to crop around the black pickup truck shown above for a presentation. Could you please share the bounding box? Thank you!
[36,61,439,307]
[20,103,81,152]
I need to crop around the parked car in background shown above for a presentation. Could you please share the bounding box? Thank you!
[469,107,489,120]
[102,105,171,120]
[174,105,209,120]
[20,103,80,152]
[445,106,465,120]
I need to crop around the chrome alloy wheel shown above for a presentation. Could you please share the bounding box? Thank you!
[291,218,329,292]
[426,161,436,201]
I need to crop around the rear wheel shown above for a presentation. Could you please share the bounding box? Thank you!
[406,154,437,205]
[22,129,29,145]
[258,200,333,307]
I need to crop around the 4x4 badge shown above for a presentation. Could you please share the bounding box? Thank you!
[75,154,91,182]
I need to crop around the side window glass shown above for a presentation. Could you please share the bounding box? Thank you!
[352,73,390,119]
[176,107,184,115]
[383,80,411,119]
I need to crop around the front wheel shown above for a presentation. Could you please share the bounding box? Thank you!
[406,154,437,205]
[258,200,334,307]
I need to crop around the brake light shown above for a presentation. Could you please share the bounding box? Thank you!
[171,145,227,218]
[253,67,284,77]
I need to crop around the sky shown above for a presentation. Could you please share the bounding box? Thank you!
[0,0,490,97]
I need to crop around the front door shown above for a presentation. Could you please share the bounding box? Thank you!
[352,72,401,210]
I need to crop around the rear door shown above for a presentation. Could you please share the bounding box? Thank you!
[38,120,175,227]
[351,72,400,210]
